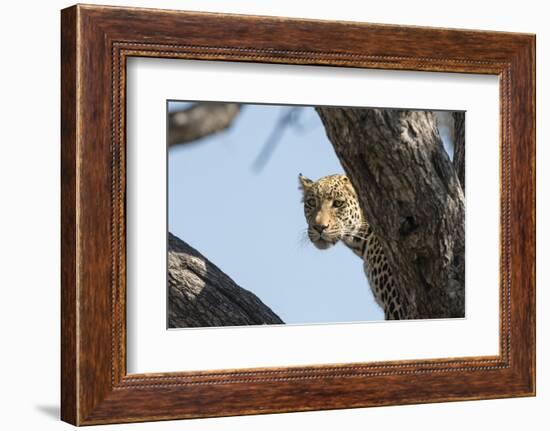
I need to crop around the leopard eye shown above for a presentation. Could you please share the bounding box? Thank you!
[333,199,344,208]
[306,198,316,207]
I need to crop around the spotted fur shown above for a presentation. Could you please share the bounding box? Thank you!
[299,173,411,320]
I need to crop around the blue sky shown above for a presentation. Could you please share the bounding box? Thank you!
[168,103,454,325]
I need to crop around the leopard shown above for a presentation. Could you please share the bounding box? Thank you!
[298,173,411,320]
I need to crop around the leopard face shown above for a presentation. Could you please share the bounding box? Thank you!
[298,174,363,250]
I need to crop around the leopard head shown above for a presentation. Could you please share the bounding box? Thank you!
[298,174,364,250]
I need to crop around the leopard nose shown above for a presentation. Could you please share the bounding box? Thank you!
[313,224,329,233]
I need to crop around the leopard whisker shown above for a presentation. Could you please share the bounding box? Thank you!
[297,229,312,249]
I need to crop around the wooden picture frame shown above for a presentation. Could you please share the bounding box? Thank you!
[61,4,535,425]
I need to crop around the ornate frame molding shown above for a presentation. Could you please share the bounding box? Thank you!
[61,5,535,425]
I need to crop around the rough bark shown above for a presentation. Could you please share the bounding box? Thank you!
[452,111,466,191]
[316,108,465,319]
[168,232,284,328]
[168,102,241,146]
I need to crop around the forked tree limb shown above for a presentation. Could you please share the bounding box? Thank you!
[168,103,241,146]
[168,232,284,328]
[316,108,465,319]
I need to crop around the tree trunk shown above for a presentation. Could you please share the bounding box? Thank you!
[168,232,284,328]
[316,108,465,319]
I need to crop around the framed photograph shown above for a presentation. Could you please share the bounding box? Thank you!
[61,4,535,425]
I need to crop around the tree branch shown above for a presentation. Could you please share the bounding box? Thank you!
[316,108,465,318]
[168,232,284,328]
[452,111,466,191]
[252,107,301,172]
[168,103,241,146]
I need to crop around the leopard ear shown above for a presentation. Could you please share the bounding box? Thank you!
[298,173,313,193]
[341,175,357,195]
